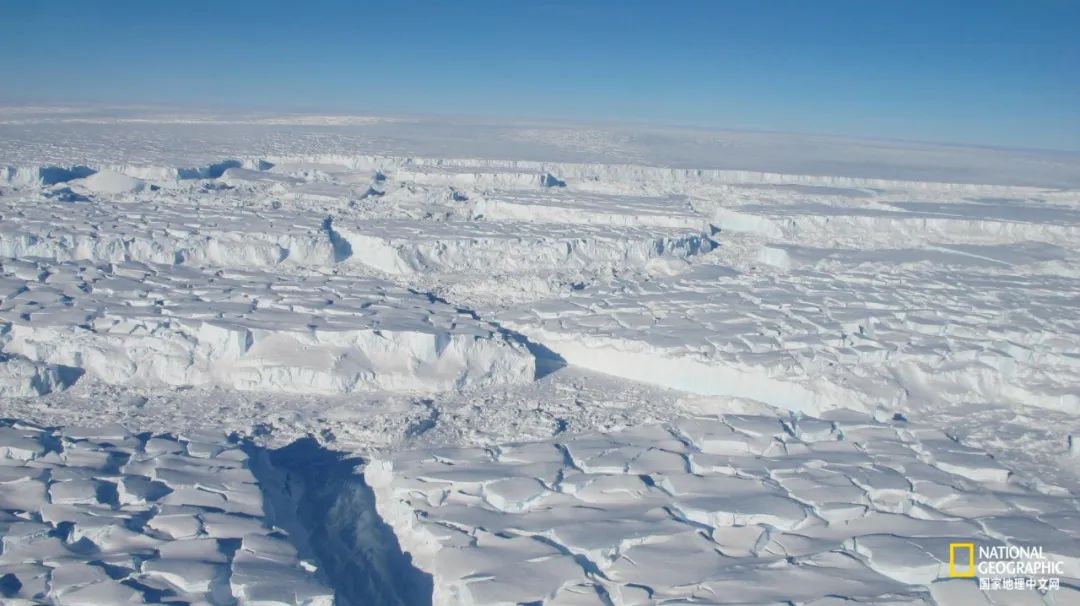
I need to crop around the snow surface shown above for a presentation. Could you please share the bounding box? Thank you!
[367,411,1079,605]
[1,108,1079,605]
[0,420,333,605]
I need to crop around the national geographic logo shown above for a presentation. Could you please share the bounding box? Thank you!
[949,543,1064,592]
[949,543,975,578]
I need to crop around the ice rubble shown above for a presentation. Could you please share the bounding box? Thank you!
[0,259,534,394]
[0,355,81,398]
[0,421,333,605]
[0,165,95,188]
[367,411,1080,605]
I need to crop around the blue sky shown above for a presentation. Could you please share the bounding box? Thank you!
[3,0,1078,151]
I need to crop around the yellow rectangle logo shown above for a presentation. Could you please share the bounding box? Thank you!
[949,543,975,577]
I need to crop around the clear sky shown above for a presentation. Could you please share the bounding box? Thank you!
[3,0,1078,151]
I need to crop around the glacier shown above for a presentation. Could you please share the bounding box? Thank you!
[0,108,1078,605]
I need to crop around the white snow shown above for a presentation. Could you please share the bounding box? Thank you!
[1,109,1079,605]
[70,170,150,195]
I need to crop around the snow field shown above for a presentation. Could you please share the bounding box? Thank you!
[0,153,726,398]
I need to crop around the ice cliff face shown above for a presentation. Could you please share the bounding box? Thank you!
[0,260,534,395]
[336,219,712,276]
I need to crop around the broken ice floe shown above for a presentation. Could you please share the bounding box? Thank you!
[0,421,333,605]
[0,354,81,397]
[367,412,1080,605]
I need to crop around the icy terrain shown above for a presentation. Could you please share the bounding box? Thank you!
[1,108,1079,604]
[368,413,1078,605]
[0,421,333,605]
